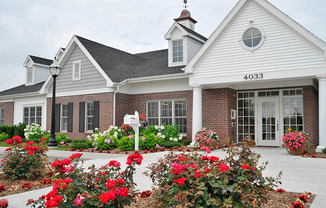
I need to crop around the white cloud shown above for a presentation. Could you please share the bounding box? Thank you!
[0,0,325,90]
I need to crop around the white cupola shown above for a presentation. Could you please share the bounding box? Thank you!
[165,7,206,67]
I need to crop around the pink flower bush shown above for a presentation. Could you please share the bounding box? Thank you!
[282,131,310,151]
[194,128,219,145]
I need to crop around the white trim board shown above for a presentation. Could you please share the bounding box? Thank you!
[49,88,115,98]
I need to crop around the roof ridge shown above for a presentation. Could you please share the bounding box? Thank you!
[75,35,146,60]
[29,55,53,61]
[178,23,207,41]
[133,49,167,56]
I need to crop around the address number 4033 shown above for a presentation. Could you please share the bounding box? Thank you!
[243,73,263,80]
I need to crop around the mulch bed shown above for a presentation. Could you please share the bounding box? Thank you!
[0,175,52,197]
[127,191,315,208]
[0,175,316,207]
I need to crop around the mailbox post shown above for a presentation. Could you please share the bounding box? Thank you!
[123,111,140,151]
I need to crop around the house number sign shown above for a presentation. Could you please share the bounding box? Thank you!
[243,73,263,80]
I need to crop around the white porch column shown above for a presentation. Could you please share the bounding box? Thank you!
[317,75,326,152]
[191,86,202,146]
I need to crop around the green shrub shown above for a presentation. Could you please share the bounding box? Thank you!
[55,132,71,144]
[70,139,92,150]
[0,132,9,142]
[1,136,48,180]
[94,135,118,150]
[0,123,26,138]
[160,140,184,148]
[147,141,282,207]
[140,134,163,150]
[162,123,180,139]
[118,135,135,151]
[24,123,49,143]
[141,125,159,135]
[322,147,326,154]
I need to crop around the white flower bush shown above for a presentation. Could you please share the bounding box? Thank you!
[24,123,49,142]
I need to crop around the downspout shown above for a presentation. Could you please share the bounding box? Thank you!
[113,84,120,126]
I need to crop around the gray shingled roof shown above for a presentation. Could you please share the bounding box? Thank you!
[76,36,185,82]
[0,81,45,97]
[29,55,53,66]
[178,24,208,41]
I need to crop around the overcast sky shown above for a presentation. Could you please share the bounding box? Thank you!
[0,0,325,91]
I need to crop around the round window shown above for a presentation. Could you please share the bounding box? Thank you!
[242,27,262,48]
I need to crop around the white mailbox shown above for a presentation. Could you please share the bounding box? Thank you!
[123,111,140,151]
[124,114,140,126]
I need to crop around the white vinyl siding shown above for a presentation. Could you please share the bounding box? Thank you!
[85,101,94,132]
[147,100,187,134]
[61,104,68,132]
[193,1,326,80]
[0,109,4,126]
[72,61,81,80]
[188,38,203,62]
[23,106,42,126]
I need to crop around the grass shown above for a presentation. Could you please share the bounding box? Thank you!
[49,145,69,151]
[0,142,11,147]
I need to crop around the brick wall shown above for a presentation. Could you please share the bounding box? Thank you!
[115,93,131,126]
[0,102,14,126]
[303,86,319,147]
[117,91,193,139]
[202,88,237,143]
[46,93,114,140]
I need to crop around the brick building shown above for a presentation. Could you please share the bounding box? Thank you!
[0,0,325,151]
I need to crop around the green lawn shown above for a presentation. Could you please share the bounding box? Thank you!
[0,142,11,147]
[49,145,70,151]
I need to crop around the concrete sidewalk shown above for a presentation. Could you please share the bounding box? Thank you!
[0,147,325,207]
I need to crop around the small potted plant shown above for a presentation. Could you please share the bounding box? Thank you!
[194,128,219,149]
[282,128,310,155]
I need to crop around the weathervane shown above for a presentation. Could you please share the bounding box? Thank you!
[184,0,188,9]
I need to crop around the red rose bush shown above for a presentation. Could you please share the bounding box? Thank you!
[146,141,282,207]
[1,136,48,180]
[31,152,143,208]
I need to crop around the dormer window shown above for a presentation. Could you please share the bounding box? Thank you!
[27,67,33,84]
[173,40,183,63]
[72,61,81,80]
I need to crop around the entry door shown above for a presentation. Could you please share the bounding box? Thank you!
[257,97,280,146]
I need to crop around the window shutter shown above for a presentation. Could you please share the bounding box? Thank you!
[55,104,60,132]
[79,102,85,132]
[68,103,73,132]
[93,101,100,131]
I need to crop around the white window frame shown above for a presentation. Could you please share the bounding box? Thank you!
[85,101,94,133]
[0,108,4,126]
[239,24,265,52]
[172,39,183,63]
[72,60,81,81]
[23,106,42,126]
[61,103,68,132]
[281,89,304,135]
[26,67,34,84]
[146,99,187,134]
